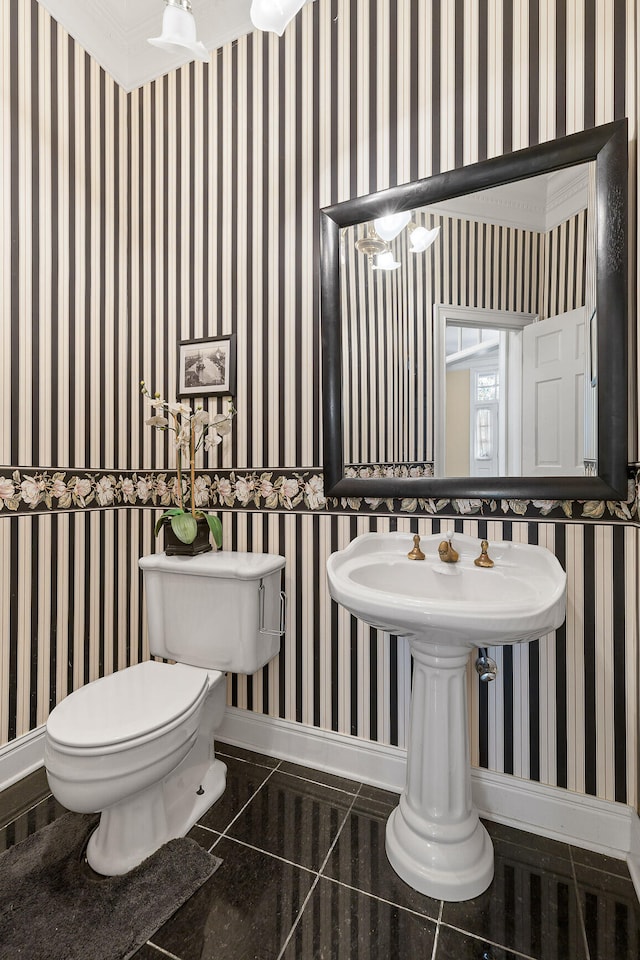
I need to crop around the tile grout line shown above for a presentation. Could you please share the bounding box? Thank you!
[267,770,362,797]
[0,790,56,832]
[3,763,625,960]
[436,920,539,960]
[318,871,441,923]
[202,777,438,925]
[143,758,288,960]
[203,830,318,875]
[569,845,592,960]
[430,900,444,960]
[202,759,283,849]
[144,942,184,960]
[274,785,364,960]
[216,749,363,800]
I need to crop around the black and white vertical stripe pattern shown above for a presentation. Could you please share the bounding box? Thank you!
[3,1,630,473]
[0,0,637,807]
[2,510,633,805]
[1,1,129,472]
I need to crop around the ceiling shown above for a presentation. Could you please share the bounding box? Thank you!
[37,0,256,92]
[424,165,590,233]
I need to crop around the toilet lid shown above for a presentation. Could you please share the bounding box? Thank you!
[46,661,209,748]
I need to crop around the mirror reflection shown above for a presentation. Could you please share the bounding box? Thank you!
[340,163,596,480]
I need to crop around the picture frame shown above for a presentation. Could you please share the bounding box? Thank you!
[177,334,236,398]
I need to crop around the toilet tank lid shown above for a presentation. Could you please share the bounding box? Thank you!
[139,551,286,580]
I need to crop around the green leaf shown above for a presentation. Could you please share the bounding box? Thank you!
[170,513,198,544]
[203,513,223,547]
[154,508,185,537]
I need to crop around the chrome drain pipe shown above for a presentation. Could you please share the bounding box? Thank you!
[475,647,498,682]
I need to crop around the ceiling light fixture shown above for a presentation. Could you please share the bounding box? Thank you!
[250,0,308,36]
[148,0,210,62]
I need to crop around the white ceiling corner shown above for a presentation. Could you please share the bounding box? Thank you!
[426,165,590,234]
[37,0,255,91]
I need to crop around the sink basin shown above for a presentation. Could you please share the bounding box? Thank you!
[327,532,567,902]
[327,531,566,647]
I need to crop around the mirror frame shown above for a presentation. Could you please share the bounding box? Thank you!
[320,119,628,501]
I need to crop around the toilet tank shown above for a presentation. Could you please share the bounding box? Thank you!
[139,551,286,674]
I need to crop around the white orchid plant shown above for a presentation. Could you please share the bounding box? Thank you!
[141,381,236,547]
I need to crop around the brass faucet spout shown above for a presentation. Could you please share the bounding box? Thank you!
[438,539,459,563]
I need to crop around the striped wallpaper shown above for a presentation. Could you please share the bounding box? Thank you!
[1,0,639,814]
[0,0,130,473]
[0,510,636,807]
[341,208,588,466]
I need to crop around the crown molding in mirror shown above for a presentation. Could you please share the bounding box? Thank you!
[0,466,638,524]
[320,120,629,502]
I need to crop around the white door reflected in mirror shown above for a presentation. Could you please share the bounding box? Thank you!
[436,305,592,478]
[522,307,591,476]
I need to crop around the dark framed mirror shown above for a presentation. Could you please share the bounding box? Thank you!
[320,120,628,501]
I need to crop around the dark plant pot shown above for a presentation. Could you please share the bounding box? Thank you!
[164,517,213,557]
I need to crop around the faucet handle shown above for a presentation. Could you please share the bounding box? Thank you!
[407,534,425,561]
[474,540,494,568]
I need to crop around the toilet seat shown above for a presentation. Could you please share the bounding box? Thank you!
[46,661,211,751]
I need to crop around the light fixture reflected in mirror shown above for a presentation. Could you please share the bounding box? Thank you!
[354,225,388,265]
[148,0,210,62]
[374,211,412,242]
[408,223,441,253]
[250,0,308,36]
[372,251,401,271]
[355,217,440,270]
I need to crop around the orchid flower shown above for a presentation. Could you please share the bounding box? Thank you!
[140,380,236,547]
[204,430,222,451]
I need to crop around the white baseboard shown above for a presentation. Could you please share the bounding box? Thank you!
[471,766,632,859]
[219,707,637,865]
[628,812,640,903]
[219,706,408,793]
[0,726,46,792]
[3,709,639,901]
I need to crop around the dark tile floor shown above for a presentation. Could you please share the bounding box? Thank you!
[2,744,639,959]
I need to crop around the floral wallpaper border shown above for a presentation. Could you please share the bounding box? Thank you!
[0,467,638,523]
[346,463,434,478]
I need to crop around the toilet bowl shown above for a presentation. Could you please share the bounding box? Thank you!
[44,550,286,875]
[45,660,228,874]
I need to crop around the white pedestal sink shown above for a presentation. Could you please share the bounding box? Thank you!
[327,531,566,902]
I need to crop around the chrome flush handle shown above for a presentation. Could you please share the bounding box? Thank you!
[259,580,287,636]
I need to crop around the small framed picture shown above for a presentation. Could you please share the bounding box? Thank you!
[177,334,236,398]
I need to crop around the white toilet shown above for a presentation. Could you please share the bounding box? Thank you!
[44,550,286,876]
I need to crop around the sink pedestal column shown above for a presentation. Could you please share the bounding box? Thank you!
[385,638,494,902]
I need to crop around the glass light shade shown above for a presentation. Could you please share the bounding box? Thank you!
[372,251,401,271]
[148,4,210,62]
[250,0,308,36]
[373,211,411,242]
[409,224,441,253]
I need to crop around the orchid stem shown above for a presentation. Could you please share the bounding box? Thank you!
[190,425,196,517]
[173,413,184,510]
